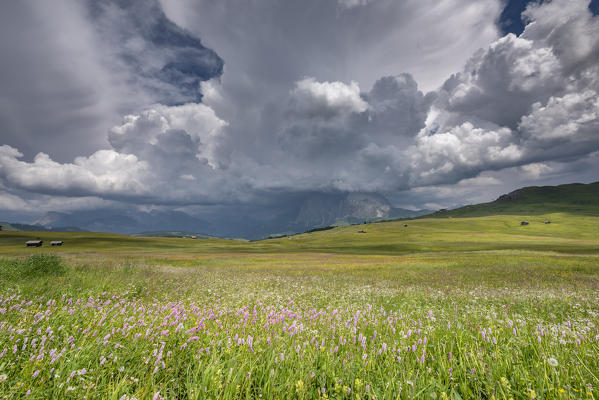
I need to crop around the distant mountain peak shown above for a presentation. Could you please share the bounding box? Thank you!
[294,191,425,229]
[33,211,69,228]
[339,192,391,220]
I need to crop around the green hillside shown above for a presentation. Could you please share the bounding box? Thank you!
[0,222,18,231]
[135,230,216,238]
[430,182,599,217]
[2,182,598,256]
[1,212,598,256]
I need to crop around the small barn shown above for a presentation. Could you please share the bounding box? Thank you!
[51,241,64,246]
[520,221,529,226]
[26,240,43,247]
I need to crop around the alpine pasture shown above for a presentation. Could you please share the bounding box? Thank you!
[0,213,598,399]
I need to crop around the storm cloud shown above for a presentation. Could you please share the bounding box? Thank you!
[0,0,598,218]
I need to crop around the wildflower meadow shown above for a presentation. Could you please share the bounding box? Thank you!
[0,214,598,399]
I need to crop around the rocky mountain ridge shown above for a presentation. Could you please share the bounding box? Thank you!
[19,192,428,239]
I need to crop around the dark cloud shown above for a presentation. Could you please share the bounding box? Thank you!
[366,74,436,137]
[439,34,563,129]
[0,0,223,163]
[87,0,223,104]
[0,1,117,162]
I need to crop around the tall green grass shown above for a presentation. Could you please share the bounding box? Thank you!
[0,213,598,398]
[0,249,597,399]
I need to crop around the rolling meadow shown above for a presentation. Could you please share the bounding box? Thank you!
[0,213,598,399]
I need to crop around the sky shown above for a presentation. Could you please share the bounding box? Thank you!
[0,0,598,220]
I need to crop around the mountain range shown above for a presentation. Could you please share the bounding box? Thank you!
[1,192,428,239]
[293,192,426,228]
[31,209,212,235]
[4,182,597,239]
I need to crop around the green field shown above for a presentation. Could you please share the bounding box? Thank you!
[0,213,598,399]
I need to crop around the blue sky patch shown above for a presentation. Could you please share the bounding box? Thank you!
[499,0,598,35]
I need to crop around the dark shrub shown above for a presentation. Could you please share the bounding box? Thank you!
[21,254,66,277]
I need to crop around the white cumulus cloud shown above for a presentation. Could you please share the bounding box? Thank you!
[0,145,149,197]
[290,78,368,118]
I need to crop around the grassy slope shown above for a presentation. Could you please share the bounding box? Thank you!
[431,182,599,217]
[1,212,598,256]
